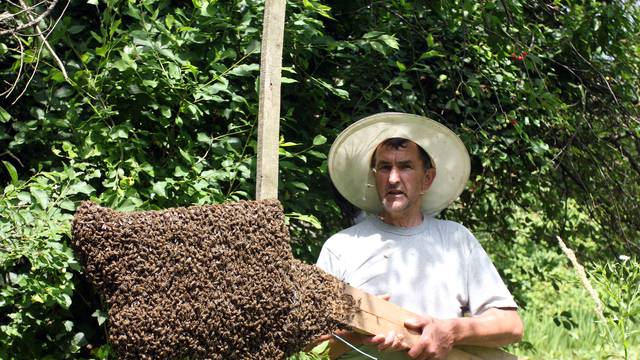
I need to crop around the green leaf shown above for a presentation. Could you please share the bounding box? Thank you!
[168,63,181,78]
[54,87,74,98]
[62,141,78,158]
[426,33,435,47]
[92,310,108,326]
[370,41,386,55]
[143,79,158,88]
[30,187,49,209]
[50,69,66,83]
[110,126,129,139]
[68,25,85,34]
[287,212,322,229]
[160,106,172,118]
[312,78,349,99]
[95,45,109,57]
[379,34,399,50]
[153,181,167,197]
[420,50,443,59]
[312,135,327,146]
[197,133,211,143]
[179,148,194,163]
[308,150,326,159]
[60,294,72,309]
[362,31,384,39]
[72,332,87,347]
[64,321,74,332]
[59,200,76,211]
[310,340,330,354]
[69,181,95,195]
[174,166,189,177]
[2,161,18,184]
[228,63,260,77]
[0,107,11,122]
[291,181,309,191]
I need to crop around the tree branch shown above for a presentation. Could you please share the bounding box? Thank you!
[17,0,68,81]
[0,0,59,36]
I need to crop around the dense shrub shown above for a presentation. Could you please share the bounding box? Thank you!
[1,0,639,358]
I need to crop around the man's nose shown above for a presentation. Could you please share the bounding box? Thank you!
[388,167,401,183]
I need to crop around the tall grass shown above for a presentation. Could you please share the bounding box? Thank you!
[508,259,640,360]
[510,306,629,359]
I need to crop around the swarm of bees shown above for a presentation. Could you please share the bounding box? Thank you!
[72,200,354,359]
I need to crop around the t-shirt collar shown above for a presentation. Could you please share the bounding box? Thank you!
[370,215,431,236]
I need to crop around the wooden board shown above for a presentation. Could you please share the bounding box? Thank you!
[255,0,287,200]
[343,285,518,360]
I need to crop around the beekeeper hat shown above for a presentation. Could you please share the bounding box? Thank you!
[328,112,470,216]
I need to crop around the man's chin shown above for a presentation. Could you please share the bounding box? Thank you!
[381,200,408,214]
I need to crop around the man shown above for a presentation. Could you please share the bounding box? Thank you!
[316,113,523,360]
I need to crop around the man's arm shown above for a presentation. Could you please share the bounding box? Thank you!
[403,308,523,360]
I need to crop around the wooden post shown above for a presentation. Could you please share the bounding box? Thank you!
[256,0,286,200]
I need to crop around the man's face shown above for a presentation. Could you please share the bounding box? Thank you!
[373,141,435,219]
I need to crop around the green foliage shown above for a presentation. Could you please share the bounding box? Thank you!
[288,340,331,360]
[508,258,640,360]
[0,169,106,358]
[0,0,639,358]
[513,304,616,359]
[590,257,640,359]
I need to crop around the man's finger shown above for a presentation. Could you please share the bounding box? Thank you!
[391,333,409,350]
[363,333,384,346]
[404,317,427,330]
[407,343,425,359]
[406,314,435,329]
[379,330,395,349]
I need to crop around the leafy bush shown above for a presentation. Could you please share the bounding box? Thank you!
[1,0,639,358]
[590,257,640,359]
[0,166,107,358]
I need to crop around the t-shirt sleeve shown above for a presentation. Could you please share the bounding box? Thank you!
[464,231,518,315]
[316,238,346,281]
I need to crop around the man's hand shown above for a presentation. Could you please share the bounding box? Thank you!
[360,294,410,353]
[404,316,454,360]
[362,329,409,352]
[402,308,523,360]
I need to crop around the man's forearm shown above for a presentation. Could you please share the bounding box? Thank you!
[448,308,523,347]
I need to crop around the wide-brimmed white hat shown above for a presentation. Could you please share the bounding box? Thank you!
[328,112,470,217]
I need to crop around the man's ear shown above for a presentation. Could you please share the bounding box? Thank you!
[422,168,436,193]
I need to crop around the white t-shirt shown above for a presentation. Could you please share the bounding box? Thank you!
[316,216,517,359]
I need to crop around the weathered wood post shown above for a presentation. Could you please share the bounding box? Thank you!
[256,0,286,200]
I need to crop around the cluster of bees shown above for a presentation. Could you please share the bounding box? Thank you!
[72,200,354,359]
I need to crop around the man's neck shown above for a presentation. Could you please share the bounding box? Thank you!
[380,211,423,228]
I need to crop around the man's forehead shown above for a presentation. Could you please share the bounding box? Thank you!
[374,142,421,160]
[378,138,417,147]
[375,139,419,151]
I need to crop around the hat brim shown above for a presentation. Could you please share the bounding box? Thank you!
[328,112,470,217]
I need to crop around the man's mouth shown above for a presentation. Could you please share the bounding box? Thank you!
[386,189,405,196]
